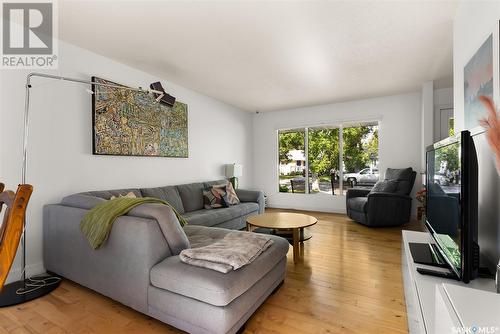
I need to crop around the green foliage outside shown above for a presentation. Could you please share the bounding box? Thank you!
[433,118,458,176]
[435,142,460,175]
[449,118,455,136]
[278,131,304,164]
[308,128,340,175]
[279,184,290,192]
[342,126,378,173]
[278,126,378,177]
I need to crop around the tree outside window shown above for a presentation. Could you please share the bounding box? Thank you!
[278,122,378,195]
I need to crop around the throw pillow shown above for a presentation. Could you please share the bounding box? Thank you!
[211,185,230,207]
[224,181,240,205]
[110,191,137,200]
[203,187,226,209]
[385,167,413,181]
[370,180,398,193]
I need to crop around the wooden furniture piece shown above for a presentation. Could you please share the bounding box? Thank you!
[0,183,33,290]
[246,212,317,263]
[402,230,496,333]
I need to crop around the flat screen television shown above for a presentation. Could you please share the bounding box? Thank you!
[424,130,479,283]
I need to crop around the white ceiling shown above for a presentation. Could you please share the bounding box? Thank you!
[59,1,457,112]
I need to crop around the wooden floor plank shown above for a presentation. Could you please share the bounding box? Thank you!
[0,209,422,333]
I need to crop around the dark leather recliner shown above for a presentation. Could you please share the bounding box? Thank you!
[346,167,417,227]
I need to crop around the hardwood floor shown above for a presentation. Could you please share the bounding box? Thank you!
[0,209,423,334]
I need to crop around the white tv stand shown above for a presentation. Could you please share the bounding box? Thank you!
[402,230,499,333]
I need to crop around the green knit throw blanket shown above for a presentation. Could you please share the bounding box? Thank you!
[80,197,187,249]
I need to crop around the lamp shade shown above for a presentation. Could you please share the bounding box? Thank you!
[225,164,243,178]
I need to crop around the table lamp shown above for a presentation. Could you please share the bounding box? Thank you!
[225,164,243,189]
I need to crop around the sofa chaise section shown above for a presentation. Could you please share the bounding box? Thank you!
[43,182,284,334]
[149,226,288,334]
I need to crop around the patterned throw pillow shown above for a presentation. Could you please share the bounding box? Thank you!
[203,187,226,209]
[225,181,240,205]
[110,191,137,200]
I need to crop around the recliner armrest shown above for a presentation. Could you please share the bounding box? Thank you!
[346,188,371,200]
[367,192,411,200]
[366,192,413,226]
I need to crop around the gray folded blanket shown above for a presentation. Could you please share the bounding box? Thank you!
[179,231,274,273]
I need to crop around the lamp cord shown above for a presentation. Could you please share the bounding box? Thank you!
[15,274,61,295]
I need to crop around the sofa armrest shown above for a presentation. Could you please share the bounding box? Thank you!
[346,188,371,200]
[128,203,190,254]
[43,204,170,314]
[366,192,412,226]
[236,189,265,214]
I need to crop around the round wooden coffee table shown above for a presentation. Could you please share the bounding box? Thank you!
[246,212,317,263]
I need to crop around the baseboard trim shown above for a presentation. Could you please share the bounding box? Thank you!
[266,204,347,214]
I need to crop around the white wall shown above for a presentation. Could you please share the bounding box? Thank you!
[433,87,454,141]
[252,92,422,213]
[0,41,253,280]
[435,87,454,107]
[453,1,500,271]
[454,1,500,133]
[421,81,434,171]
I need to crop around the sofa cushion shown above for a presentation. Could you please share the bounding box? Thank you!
[370,180,398,194]
[140,186,185,214]
[203,180,228,188]
[182,203,259,227]
[347,197,368,212]
[82,188,142,200]
[150,225,289,306]
[385,167,414,195]
[60,194,106,210]
[385,167,413,181]
[177,183,205,212]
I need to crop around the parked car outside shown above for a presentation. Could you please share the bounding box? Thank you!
[343,168,379,186]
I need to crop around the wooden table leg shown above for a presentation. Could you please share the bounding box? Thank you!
[292,228,299,263]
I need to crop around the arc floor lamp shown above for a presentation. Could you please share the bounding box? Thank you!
[0,72,173,307]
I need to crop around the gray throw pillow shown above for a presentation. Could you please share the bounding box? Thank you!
[385,167,413,181]
[370,180,399,193]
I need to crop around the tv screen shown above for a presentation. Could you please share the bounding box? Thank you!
[425,130,478,283]
[426,138,462,276]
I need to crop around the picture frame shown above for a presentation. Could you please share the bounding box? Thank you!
[91,76,188,158]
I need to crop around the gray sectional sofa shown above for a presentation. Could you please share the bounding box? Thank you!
[43,180,287,334]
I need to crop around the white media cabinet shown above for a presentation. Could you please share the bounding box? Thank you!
[402,230,500,333]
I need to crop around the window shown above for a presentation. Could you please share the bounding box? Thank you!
[278,129,305,193]
[278,122,378,195]
[342,123,379,194]
[308,126,340,195]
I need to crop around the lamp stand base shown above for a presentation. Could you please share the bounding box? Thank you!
[0,273,61,307]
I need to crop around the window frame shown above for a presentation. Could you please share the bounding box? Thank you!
[277,120,379,195]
